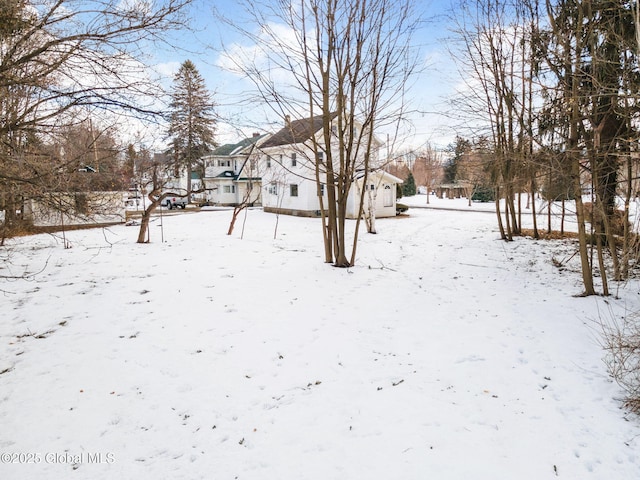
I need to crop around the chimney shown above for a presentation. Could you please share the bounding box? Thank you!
[253,132,260,138]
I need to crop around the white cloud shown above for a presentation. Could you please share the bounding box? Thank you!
[153,61,182,80]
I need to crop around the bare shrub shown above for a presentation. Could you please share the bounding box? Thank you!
[601,310,640,415]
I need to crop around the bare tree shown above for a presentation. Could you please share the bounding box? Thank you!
[132,150,185,244]
[0,0,193,241]
[227,146,262,236]
[412,143,443,204]
[265,167,289,240]
[451,0,542,239]
[456,137,494,206]
[355,171,385,234]
[220,0,420,267]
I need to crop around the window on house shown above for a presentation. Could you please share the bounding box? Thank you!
[250,159,257,170]
[331,125,337,135]
[266,156,271,168]
[291,153,297,167]
[319,183,325,196]
[290,184,299,197]
[223,185,236,194]
[316,151,324,162]
[268,183,278,195]
[218,159,231,167]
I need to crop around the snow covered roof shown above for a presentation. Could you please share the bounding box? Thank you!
[354,169,403,184]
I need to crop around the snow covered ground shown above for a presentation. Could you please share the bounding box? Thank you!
[1,197,639,479]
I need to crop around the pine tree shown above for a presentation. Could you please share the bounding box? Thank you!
[444,136,470,184]
[402,172,417,197]
[166,60,216,195]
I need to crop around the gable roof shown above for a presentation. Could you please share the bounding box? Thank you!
[355,169,403,184]
[211,134,268,156]
[260,113,339,148]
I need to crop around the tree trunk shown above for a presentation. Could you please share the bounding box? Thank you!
[572,164,596,295]
[495,186,506,240]
[622,149,632,278]
[137,198,162,243]
[595,222,609,296]
[530,175,539,238]
[335,199,350,267]
[137,210,151,243]
[227,206,244,235]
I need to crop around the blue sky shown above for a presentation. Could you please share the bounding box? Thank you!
[150,0,461,153]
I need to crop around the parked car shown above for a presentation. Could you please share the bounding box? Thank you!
[396,203,409,215]
[162,196,187,209]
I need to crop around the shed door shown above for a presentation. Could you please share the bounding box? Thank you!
[383,184,393,207]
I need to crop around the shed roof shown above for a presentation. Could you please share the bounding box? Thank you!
[355,169,403,184]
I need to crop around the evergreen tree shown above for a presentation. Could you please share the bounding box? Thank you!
[166,60,216,195]
[443,136,470,184]
[0,0,193,243]
[402,171,417,196]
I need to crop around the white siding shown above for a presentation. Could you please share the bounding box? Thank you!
[261,145,322,214]
[259,128,391,217]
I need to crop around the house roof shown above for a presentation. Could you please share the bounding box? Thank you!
[260,113,339,148]
[211,144,238,156]
[210,170,261,183]
[355,170,403,184]
[215,170,237,179]
[236,176,261,182]
[211,134,268,156]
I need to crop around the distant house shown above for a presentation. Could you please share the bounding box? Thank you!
[201,133,269,206]
[258,114,400,218]
[22,192,125,227]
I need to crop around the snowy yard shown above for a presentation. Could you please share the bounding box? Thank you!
[1,199,639,479]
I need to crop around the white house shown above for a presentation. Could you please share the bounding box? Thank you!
[201,134,268,206]
[258,114,401,218]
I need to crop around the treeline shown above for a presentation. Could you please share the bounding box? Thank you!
[0,0,194,244]
[448,0,640,296]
